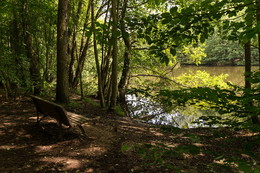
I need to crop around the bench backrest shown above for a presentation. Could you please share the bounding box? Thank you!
[32,96,71,127]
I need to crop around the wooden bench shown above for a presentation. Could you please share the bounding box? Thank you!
[31,95,99,137]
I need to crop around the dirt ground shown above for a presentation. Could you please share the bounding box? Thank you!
[0,95,259,173]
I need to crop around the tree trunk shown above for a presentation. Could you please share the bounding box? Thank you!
[72,2,91,88]
[10,9,27,86]
[56,0,69,103]
[257,0,260,68]
[109,0,119,111]
[22,0,41,95]
[91,0,105,107]
[68,0,83,88]
[254,1,260,123]
[244,41,251,90]
[118,0,131,116]
[244,41,259,124]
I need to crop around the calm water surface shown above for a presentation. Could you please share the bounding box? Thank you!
[172,66,259,86]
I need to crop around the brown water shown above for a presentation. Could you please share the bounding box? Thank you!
[172,66,259,86]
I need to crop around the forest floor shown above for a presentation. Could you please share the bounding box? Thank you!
[0,94,259,173]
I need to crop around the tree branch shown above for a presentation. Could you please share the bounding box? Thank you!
[131,74,189,88]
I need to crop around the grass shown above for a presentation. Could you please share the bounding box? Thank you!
[83,97,100,107]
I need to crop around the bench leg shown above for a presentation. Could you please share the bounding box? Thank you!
[58,122,64,139]
[36,112,40,125]
[77,125,86,137]
[36,112,47,125]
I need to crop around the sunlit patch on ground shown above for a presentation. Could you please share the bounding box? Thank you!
[149,129,164,136]
[78,146,106,156]
[35,145,54,153]
[39,156,89,170]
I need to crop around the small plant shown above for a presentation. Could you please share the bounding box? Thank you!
[83,97,100,107]
[115,105,125,116]
[66,100,81,110]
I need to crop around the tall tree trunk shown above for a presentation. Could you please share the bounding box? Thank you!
[68,0,83,88]
[118,0,131,116]
[244,41,251,90]
[257,0,260,68]
[72,2,91,88]
[254,1,260,123]
[56,0,69,103]
[10,9,26,86]
[109,0,119,111]
[91,0,105,107]
[244,41,259,124]
[22,0,41,95]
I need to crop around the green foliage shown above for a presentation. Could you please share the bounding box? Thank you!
[180,45,207,65]
[131,0,260,66]
[41,81,56,98]
[121,145,134,152]
[159,70,260,128]
[175,70,230,88]
[66,100,82,110]
[83,97,100,107]
[114,105,125,116]
[202,33,259,66]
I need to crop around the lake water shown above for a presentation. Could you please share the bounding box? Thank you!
[127,66,259,128]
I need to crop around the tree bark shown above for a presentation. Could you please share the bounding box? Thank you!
[244,41,259,124]
[118,0,131,116]
[56,0,69,103]
[91,0,105,107]
[244,41,251,90]
[68,0,83,88]
[72,2,91,88]
[22,0,41,95]
[257,0,260,68]
[109,0,119,110]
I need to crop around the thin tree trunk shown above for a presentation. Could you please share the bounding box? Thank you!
[56,0,69,103]
[109,0,119,110]
[72,2,91,88]
[118,0,131,116]
[100,3,112,100]
[244,41,259,124]
[91,0,105,107]
[22,0,41,95]
[257,0,260,68]
[244,41,251,90]
[254,1,260,123]
[68,0,83,88]
[10,10,26,86]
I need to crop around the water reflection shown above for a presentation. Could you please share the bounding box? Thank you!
[126,95,212,128]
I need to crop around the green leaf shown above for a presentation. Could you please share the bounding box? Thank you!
[200,35,206,43]
[228,11,237,17]
[121,145,133,152]
[150,45,158,49]
[161,13,171,19]
[170,6,178,15]
[162,19,171,24]
[170,48,176,56]
[85,28,93,37]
